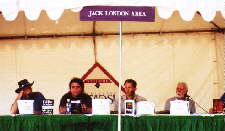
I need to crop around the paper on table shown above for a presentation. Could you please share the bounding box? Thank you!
[17,100,34,114]
[92,99,110,115]
[170,100,190,115]
[136,101,155,115]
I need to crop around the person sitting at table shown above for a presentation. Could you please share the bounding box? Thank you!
[209,92,225,113]
[113,79,147,113]
[10,79,45,114]
[220,92,225,102]
[59,77,92,114]
[164,82,196,114]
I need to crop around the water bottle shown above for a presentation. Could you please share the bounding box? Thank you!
[66,99,71,114]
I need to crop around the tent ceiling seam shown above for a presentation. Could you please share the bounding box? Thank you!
[0,29,224,40]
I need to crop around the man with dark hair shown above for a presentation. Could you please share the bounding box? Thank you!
[124,79,137,88]
[113,79,147,113]
[59,77,92,114]
[10,79,45,114]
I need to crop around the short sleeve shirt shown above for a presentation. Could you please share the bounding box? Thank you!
[21,92,45,112]
[113,94,147,113]
[59,92,92,113]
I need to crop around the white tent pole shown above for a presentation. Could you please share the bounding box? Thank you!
[224,32,225,90]
[118,21,122,131]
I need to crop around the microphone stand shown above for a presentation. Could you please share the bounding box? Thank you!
[187,95,209,114]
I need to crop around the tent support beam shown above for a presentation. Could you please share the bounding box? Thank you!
[196,12,224,33]
[210,21,224,33]
[0,29,224,40]
[92,21,97,62]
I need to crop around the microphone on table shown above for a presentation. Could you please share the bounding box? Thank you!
[184,94,190,101]
[184,93,209,114]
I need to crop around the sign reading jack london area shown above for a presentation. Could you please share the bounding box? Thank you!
[80,6,155,22]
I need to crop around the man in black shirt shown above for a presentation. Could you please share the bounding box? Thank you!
[59,77,92,114]
[10,79,45,114]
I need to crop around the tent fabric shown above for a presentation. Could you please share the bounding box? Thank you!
[0,0,224,21]
[0,11,223,37]
[0,33,224,114]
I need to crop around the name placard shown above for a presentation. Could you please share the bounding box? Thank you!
[136,101,155,115]
[170,100,190,115]
[17,100,34,114]
[92,99,110,114]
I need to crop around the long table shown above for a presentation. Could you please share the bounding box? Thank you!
[0,114,224,131]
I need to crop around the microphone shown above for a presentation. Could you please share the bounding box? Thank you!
[185,94,209,114]
[184,94,190,98]
[184,94,190,101]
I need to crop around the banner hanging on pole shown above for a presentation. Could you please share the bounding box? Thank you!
[80,6,155,22]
